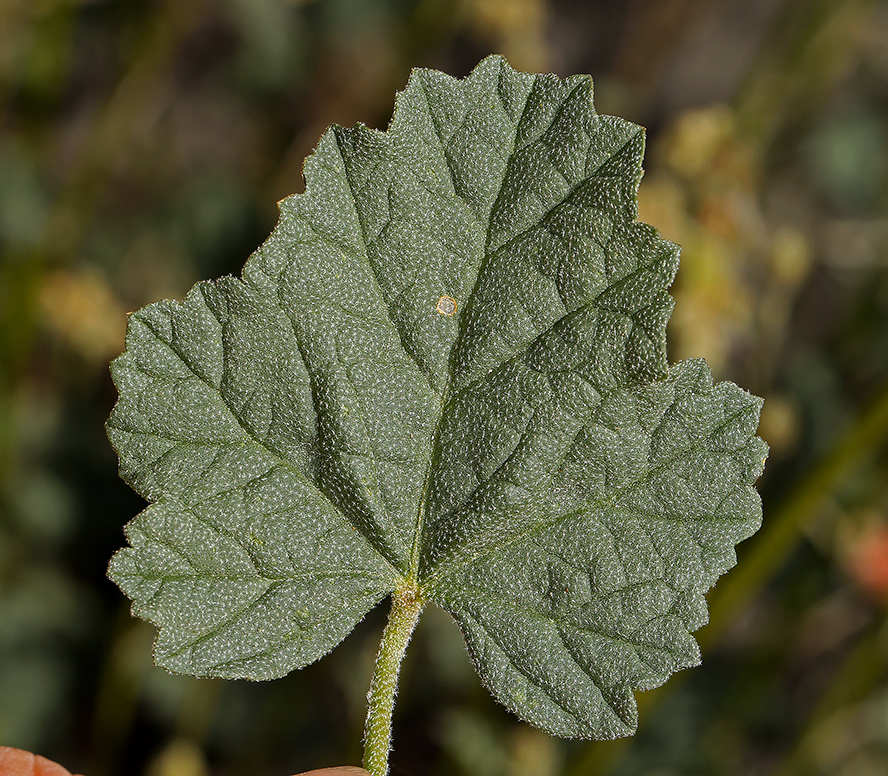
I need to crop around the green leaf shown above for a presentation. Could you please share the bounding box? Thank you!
[427,359,766,738]
[107,55,767,739]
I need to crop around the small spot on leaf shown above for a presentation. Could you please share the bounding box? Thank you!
[437,295,457,316]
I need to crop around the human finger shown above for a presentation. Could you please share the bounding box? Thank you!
[0,747,83,776]
[292,769,371,776]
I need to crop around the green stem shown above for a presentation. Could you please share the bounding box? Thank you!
[363,583,424,776]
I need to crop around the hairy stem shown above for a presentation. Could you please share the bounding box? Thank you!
[363,584,424,776]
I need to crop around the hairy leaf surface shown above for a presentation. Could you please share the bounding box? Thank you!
[108,55,766,738]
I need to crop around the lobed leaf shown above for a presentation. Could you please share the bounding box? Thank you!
[108,55,766,737]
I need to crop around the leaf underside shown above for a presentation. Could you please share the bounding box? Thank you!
[108,55,767,740]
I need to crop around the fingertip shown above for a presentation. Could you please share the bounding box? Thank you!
[0,747,74,776]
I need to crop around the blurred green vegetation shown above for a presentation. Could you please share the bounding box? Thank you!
[1,1,888,775]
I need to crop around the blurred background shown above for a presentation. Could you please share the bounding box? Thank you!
[1,0,888,775]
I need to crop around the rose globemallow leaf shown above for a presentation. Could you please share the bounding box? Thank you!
[107,55,766,741]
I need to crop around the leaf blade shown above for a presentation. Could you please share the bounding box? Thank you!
[107,282,398,677]
[429,359,766,737]
[107,56,767,743]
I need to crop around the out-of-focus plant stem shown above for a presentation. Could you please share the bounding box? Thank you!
[770,618,888,776]
[702,383,888,649]
[734,0,877,146]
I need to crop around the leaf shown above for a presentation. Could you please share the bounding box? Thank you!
[107,55,767,739]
